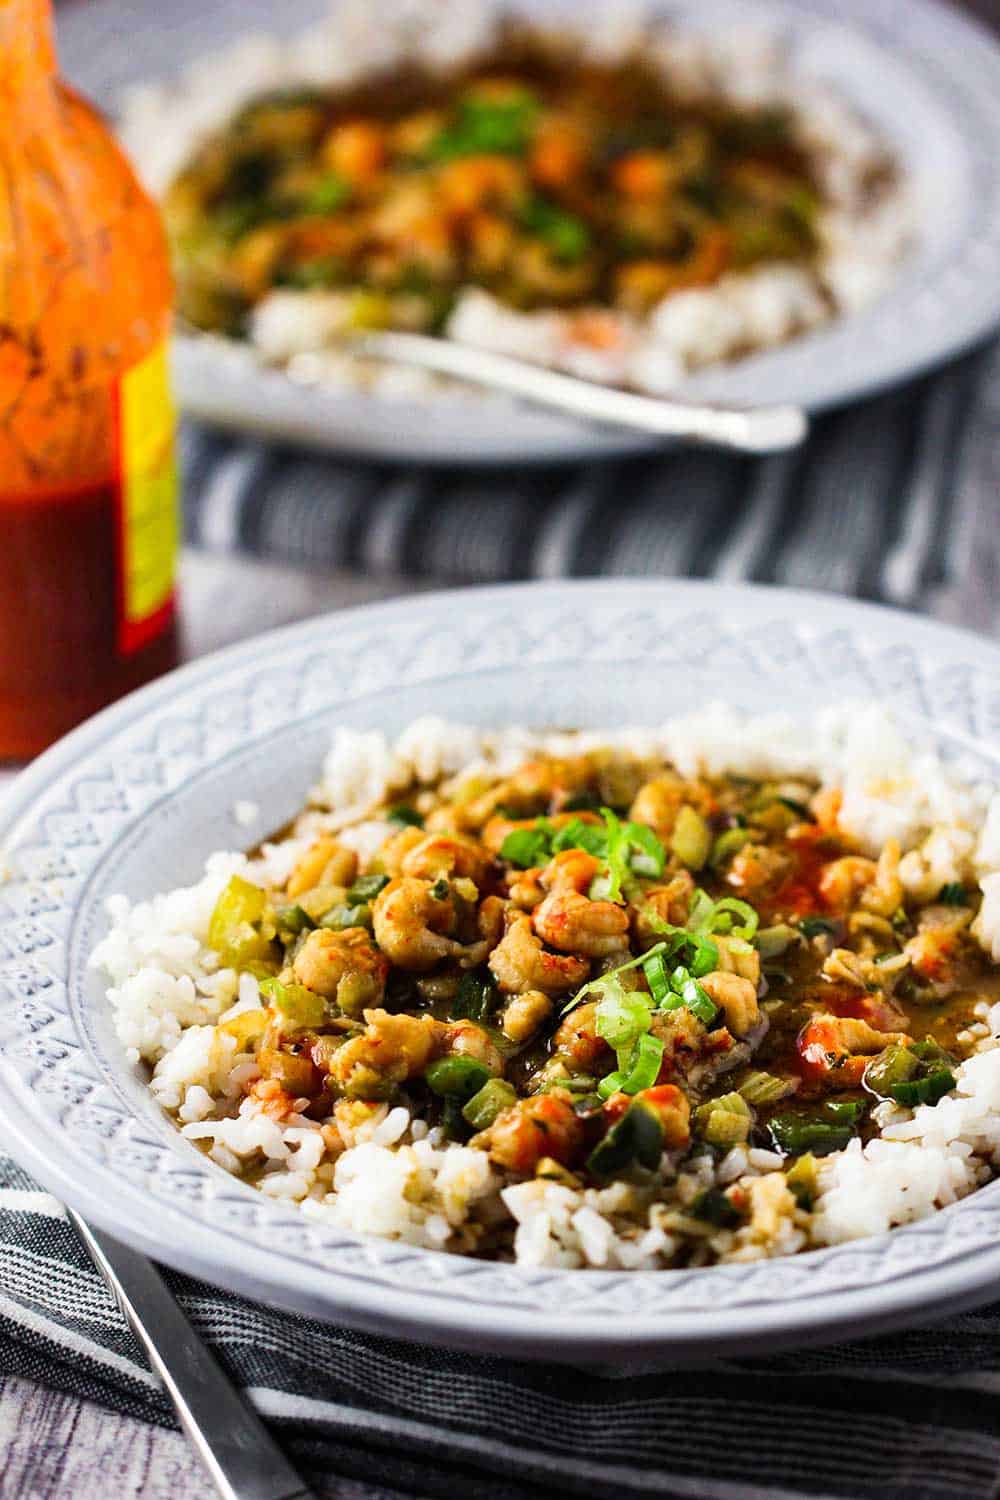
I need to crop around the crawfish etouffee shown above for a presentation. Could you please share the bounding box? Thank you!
[94,713,1000,1270]
[147,10,909,391]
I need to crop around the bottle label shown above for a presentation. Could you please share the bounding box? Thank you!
[114,341,179,655]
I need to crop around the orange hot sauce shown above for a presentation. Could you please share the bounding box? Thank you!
[0,0,180,760]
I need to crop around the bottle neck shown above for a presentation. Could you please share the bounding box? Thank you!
[1,0,57,104]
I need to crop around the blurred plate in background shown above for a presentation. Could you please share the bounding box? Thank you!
[61,0,1000,462]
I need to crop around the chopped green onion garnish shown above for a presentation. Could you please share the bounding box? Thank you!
[708,898,759,941]
[642,951,670,1006]
[429,877,450,901]
[938,882,968,906]
[681,977,717,1024]
[500,821,553,868]
[560,943,668,1016]
[594,988,652,1052]
[606,1032,664,1096]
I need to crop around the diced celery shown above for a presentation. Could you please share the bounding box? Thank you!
[207,876,274,970]
[259,976,327,1028]
[671,806,711,871]
[738,1070,795,1105]
[710,827,752,868]
[785,1151,817,1208]
[695,1092,753,1147]
[219,1007,270,1049]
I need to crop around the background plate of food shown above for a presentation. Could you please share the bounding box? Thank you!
[60,0,1000,461]
[3,579,1000,1363]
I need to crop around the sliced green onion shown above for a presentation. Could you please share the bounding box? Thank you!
[937,882,968,906]
[429,877,450,901]
[681,977,718,1024]
[687,888,717,933]
[709,898,759,941]
[551,818,606,858]
[346,873,390,904]
[642,951,670,1006]
[500,822,552,869]
[625,821,666,879]
[594,988,652,1051]
[425,1056,492,1100]
[597,1070,626,1101]
[612,1032,664,1095]
[560,943,668,1016]
[462,1078,516,1131]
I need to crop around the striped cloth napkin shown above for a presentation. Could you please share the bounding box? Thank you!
[181,340,1000,641]
[4,1143,1000,1500]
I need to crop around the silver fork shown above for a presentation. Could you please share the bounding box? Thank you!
[70,1211,316,1500]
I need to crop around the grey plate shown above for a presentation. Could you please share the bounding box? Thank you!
[2,580,1000,1364]
[58,0,1000,462]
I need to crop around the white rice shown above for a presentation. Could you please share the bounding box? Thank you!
[90,705,1000,1267]
[119,0,912,399]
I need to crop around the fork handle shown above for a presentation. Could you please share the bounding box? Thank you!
[70,1212,315,1500]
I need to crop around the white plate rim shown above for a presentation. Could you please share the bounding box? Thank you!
[3,579,1000,1361]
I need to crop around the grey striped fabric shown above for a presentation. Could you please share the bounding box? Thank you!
[6,1145,1000,1500]
[182,341,1000,637]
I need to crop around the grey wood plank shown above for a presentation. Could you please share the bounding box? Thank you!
[0,1377,196,1500]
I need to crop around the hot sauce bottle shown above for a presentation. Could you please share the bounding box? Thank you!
[0,0,180,759]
